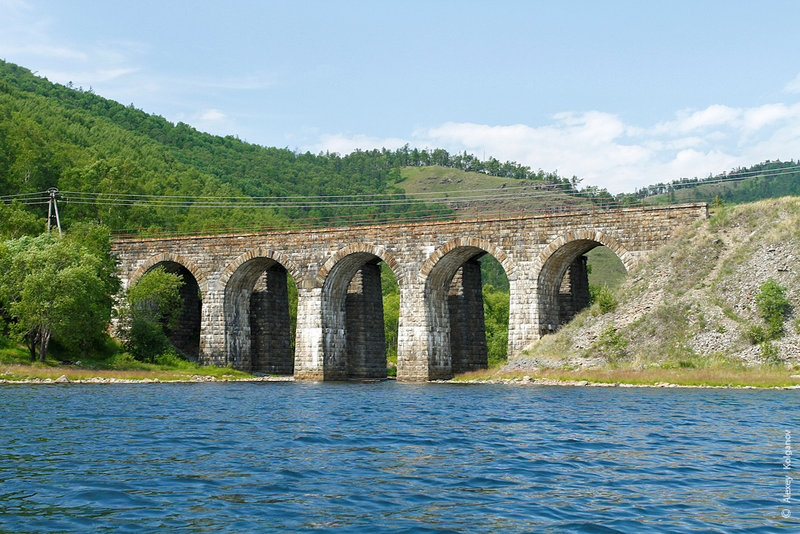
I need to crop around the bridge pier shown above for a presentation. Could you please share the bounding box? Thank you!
[293,285,325,380]
[396,276,431,381]
[507,267,537,358]
[199,284,226,367]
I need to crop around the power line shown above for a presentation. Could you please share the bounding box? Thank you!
[59,181,552,200]
[3,163,800,211]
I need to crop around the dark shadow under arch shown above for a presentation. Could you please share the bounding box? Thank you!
[423,245,509,380]
[223,256,296,374]
[140,260,202,360]
[321,250,401,380]
[537,239,628,335]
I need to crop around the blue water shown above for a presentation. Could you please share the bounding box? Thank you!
[0,382,797,532]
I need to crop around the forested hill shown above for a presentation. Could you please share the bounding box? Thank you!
[2,59,798,234]
[0,60,565,233]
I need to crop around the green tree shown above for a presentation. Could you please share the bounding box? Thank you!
[0,201,45,238]
[483,285,509,367]
[61,222,121,356]
[755,278,790,339]
[121,266,185,361]
[0,232,118,361]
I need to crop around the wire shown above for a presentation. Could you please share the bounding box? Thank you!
[59,181,550,200]
[0,191,51,200]
[3,163,800,210]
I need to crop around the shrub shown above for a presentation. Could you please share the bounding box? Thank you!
[112,352,137,366]
[597,325,627,362]
[760,341,781,364]
[126,316,170,362]
[590,285,618,315]
[154,349,190,368]
[755,278,790,339]
[746,324,769,345]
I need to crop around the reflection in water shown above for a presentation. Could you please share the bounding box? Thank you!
[0,382,796,532]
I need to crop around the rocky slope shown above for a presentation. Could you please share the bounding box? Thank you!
[505,197,800,372]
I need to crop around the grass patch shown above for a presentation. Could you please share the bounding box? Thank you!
[488,366,799,388]
[0,361,252,381]
[0,340,253,382]
[397,165,584,218]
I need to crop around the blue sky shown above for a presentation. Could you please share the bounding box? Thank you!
[2,0,800,192]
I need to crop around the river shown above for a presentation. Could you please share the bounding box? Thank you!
[0,382,797,532]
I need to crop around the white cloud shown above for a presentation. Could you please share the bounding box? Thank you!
[785,73,800,94]
[199,109,226,121]
[313,101,800,194]
[742,103,796,132]
[315,133,411,155]
[653,104,740,135]
[37,67,138,85]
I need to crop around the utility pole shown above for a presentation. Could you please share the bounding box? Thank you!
[47,188,62,237]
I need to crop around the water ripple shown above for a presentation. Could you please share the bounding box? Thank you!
[0,383,797,532]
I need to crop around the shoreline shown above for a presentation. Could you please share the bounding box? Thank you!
[0,375,294,385]
[2,374,799,389]
[445,376,800,390]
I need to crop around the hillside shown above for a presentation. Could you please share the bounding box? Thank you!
[4,58,800,239]
[1,60,578,235]
[0,61,430,232]
[397,166,586,219]
[630,160,800,207]
[506,197,800,372]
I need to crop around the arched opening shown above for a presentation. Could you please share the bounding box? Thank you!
[538,240,627,336]
[224,257,297,374]
[585,246,627,290]
[141,261,202,360]
[321,251,401,380]
[424,246,510,379]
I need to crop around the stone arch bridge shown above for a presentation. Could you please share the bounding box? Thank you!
[112,203,707,381]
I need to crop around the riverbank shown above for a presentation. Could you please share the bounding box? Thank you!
[454,365,800,388]
[0,374,292,384]
[0,356,257,384]
[3,365,799,388]
[448,375,800,389]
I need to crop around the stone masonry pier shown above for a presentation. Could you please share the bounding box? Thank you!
[112,203,708,381]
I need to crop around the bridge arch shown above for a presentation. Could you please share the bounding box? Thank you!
[220,249,303,373]
[419,237,515,281]
[317,243,403,287]
[535,230,632,336]
[319,244,403,380]
[421,238,514,380]
[130,252,207,292]
[129,253,205,360]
